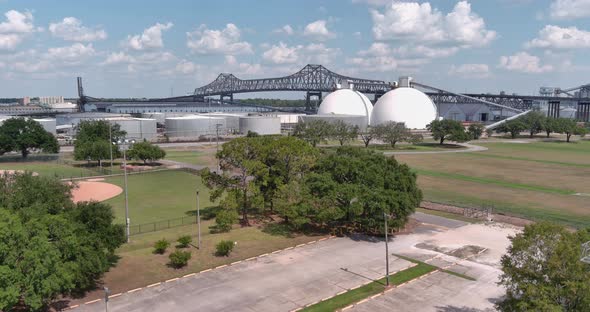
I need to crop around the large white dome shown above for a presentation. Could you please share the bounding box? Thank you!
[317,89,373,124]
[370,87,437,129]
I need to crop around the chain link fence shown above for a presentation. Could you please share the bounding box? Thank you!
[129,215,198,236]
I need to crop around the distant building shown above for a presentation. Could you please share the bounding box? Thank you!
[20,96,30,105]
[39,96,64,105]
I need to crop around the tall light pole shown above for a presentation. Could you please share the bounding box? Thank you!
[384,212,391,287]
[196,190,201,249]
[113,138,135,243]
[216,123,222,172]
[109,122,113,173]
[103,286,110,312]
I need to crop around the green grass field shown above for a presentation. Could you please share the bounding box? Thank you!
[163,150,210,166]
[0,161,100,178]
[396,140,590,228]
[104,170,216,225]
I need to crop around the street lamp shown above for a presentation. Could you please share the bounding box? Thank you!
[113,138,135,243]
[383,212,392,287]
[196,190,201,249]
[215,123,222,172]
[103,286,110,312]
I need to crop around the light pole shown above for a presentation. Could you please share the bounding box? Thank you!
[216,123,222,172]
[109,122,113,173]
[113,138,135,243]
[384,212,391,287]
[196,190,201,249]
[103,286,110,312]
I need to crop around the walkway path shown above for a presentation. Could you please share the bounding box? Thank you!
[383,143,488,155]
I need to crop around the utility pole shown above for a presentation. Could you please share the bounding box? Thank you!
[196,190,201,249]
[216,123,221,172]
[103,287,110,312]
[384,212,390,287]
[109,123,113,173]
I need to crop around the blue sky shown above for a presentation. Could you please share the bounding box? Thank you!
[0,0,589,98]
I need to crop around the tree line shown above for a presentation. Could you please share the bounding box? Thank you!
[200,135,422,235]
[495,111,588,142]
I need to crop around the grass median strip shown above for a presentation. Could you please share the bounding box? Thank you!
[300,262,436,312]
[394,254,476,281]
[415,169,574,195]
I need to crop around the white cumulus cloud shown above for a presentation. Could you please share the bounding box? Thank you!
[263,42,300,64]
[0,10,37,50]
[370,1,496,47]
[49,17,107,42]
[303,20,335,41]
[125,22,173,50]
[449,63,490,78]
[187,23,252,55]
[273,25,294,35]
[499,52,553,73]
[526,25,590,49]
[550,0,590,20]
[46,43,95,63]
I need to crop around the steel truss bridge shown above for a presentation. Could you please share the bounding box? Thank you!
[74,64,590,121]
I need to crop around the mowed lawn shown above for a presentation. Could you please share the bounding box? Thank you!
[104,169,216,225]
[395,140,590,228]
[163,148,218,167]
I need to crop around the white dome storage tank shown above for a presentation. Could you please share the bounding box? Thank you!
[318,89,373,124]
[370,87,437,129]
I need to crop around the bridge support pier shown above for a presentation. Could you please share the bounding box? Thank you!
[220,93,233,103]
[578,102,590,122]
[548,101,560,118]
[305,91,322,112]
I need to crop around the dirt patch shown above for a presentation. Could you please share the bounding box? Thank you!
[447,245,487,258]
[70,181,123,203]
[86,178,105,182]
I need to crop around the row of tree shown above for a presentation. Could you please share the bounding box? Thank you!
[0,117,59,158]
[496,111,588,141]
[293,120,426,148]
[200,136,422,234]
[0,173,125,311]
[73,120,166,166]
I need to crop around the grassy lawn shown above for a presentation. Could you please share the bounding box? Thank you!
[415,208,480,224]
[321,143,466,153]
[301,262,436,312]
[395,140,590,228]
[103,170,216,224]
[163,150,212,166]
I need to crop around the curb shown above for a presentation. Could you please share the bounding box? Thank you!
[66,235,336,310]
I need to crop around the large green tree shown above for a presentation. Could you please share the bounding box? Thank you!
[498,222,590,311]
[496,119,527,139]
[127,141,166,164]
[467,123,486,140]
[282,147,422,233]
[427,119,469,145]
[553,118,588,142]
[330,120,359,146]
[74,120,126,165]
[0,117,59,158]
[520,111,546,138]
[0,173,125,311]
[293,119,334,147]
[374,122,422,148]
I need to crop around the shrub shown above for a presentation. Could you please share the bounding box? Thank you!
[169,250,191,268]
[211,210,238,233]
[153,239,170,254]
[177,235,192,248]
[216,240,235,257]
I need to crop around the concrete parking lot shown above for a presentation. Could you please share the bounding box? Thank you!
[73,215,520,312]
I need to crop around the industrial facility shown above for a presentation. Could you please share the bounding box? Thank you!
[2,64,589,144]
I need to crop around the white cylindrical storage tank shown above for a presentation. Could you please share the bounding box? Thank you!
[107,117,157,141]
[141,112,165,124]
[370,87,437,129]
[33,118,56,135]
[318,89,373,124]
[165,115,226,139]
[200,113,246,133]
[239,116,281,135]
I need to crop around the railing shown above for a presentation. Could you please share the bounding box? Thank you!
[129,215,198,236]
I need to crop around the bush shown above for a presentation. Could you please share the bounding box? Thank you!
[211,210,238,233]
[169,250,191,268]
[215,240,235,257]
[177,235,192,248]
[153,239,170,254]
